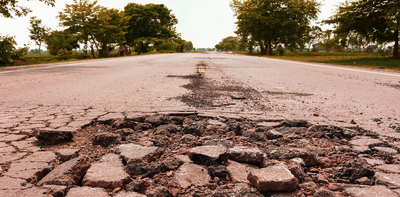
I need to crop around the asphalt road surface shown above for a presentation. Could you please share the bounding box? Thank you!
[1,52,400,134]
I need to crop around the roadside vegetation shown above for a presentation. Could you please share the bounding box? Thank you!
[0,0,194,68]
[215,0,399,70]
[234,51,399,70]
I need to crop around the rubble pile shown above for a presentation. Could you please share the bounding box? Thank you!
[1,114,400,197]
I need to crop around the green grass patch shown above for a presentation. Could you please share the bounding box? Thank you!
[237,51,400,70]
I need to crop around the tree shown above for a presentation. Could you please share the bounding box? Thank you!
[45,30,79,55]
[58,0,103,58]
[231,0,320,55]
[28,16,49,59]
[94,8,129,56]
[184,41,193,51]
[124,3,178,49]
[215,36,238,51]
[325,0,400,58]
[0,35,29,66]
[306,26,322,51]
[1,0,55,18]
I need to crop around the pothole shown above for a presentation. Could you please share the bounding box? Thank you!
[28,113,400,196]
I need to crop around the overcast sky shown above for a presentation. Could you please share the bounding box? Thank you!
[0,0,345,49]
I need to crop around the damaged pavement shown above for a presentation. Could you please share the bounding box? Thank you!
[1,54,400,196]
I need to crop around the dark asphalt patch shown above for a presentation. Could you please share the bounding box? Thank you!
[168,64,268,110]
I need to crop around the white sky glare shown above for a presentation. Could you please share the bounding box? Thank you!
[0,0,344,49]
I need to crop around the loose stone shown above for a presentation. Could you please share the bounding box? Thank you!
[227,146,264,165]
[82,154,130,189]
[174,163,211,189]
[117,143,164,164]
[189,145,228,166]
[247,164,299,192]
[65,186,109,197]
[37,155,90,186]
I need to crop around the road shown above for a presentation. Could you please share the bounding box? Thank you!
[1,52,400,135]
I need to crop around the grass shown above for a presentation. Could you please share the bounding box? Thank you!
[237,51,400,70]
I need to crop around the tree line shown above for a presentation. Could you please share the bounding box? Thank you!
[215,0,399,59]
[0,0,194,66]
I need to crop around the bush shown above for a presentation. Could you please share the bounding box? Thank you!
[56,49,72,60]
[72,52,91,59]
[277,45,285,56]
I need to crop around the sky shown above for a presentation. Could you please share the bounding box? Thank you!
[0,0,345,49]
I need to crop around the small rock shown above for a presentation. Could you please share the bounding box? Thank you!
[114,192,147,197]
[269,147,317,166]
[146,186,172,197]
[208,165,229,179]
[372,147,398,156]
[227,146,263,165]
[375,172,400,188]
[226,160,257,183]
[247,164,299,192]
[145,115,170,127]
[360,157,385,166]
[352,146,370,154]
[182,123,203,136]
[117,144,164,164]
[314,189,340,197]
[189,145,228,166]
[41,185,67,197]
[174,155,192,163]
[287,158,305,182]
[126,158,183,177]
[93,133,120,147]
[375,164,400,174]
[174,163,211,189]
[82,154,130,189]
[344,185,398,197]
[37,155,90,186]
[266,129,283,139]
[65,186,109,197]
[242,129,267,141]
[354,177,372,185]
[317,157,332,168]
[314,174,329,184]
[55,148,79,162]
[180,134,196,144]
[125,178,152,193]
[349,137,384,148]
[34,129,73,144]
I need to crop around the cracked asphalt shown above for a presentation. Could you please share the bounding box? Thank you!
[1,52,400,137]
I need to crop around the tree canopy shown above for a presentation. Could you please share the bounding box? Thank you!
[0,0,55,18]
[45,30,79,56]
[124,3,178,48]
[324,0,400,58]
[0,35,29,66]
[28,16,49,58]
[215,36,239,51]
[231,0,320,55]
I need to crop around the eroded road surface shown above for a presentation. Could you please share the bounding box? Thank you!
[1,52,400,196]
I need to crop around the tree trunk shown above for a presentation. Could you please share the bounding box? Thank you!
[267,40,272,55]
[90,45,97,59]
[394,30,399,59]
[260,43,266,55]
